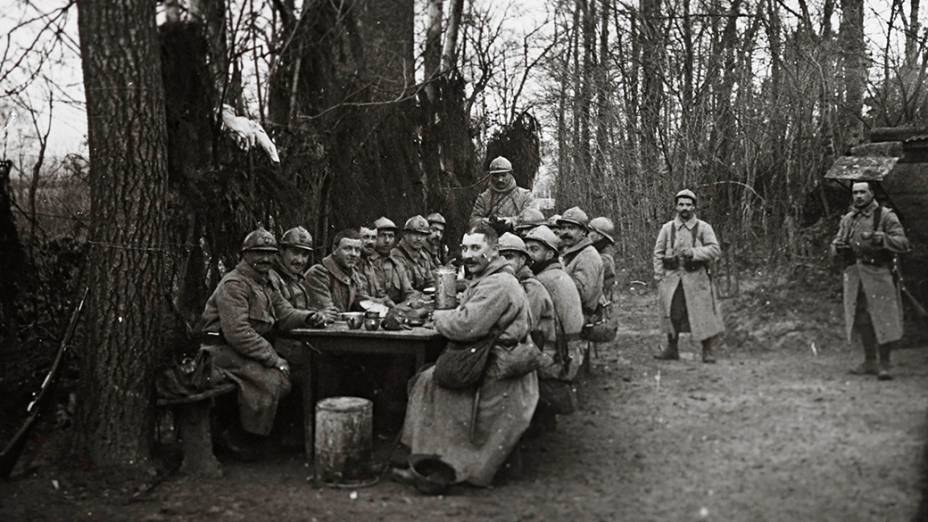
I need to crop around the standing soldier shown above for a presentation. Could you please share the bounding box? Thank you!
[831,181,909,380]
[392,215,437,291]
[653,189,724,363]
[200,228,326,457]
[470,156,536,229]
[426,212,449,266]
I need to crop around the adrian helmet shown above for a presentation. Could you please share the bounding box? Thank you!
[241,227,278,253]
[373,216,398,231]
[674,189,697,204]
[588,217,615,244]
[279,226,314,252]
[524,225,561,252]
[498,232,531,257]
[426,212,446,226]
[557,206,590,229]
[487,156,513,174]
[403,215,430,234]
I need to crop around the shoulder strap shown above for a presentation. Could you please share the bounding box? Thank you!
[689,221,700,245]
[873,204,882,233]
[668,222,675,251]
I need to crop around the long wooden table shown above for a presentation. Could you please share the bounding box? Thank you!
[286,325,446,460]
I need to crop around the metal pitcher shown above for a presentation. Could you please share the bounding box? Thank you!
[432,267,458,310]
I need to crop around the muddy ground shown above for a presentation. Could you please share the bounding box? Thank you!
[2,285,927,521]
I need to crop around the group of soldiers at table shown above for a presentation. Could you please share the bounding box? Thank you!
[196,151,908,485]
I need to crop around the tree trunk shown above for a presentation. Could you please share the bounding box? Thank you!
[441,0,465,71]
[74,0,170,468]
[425,0,444,103]
[840,0,865,146]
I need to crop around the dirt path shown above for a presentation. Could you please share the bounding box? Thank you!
[3,291,927,521]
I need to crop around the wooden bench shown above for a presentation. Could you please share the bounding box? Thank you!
[157,383,237,478]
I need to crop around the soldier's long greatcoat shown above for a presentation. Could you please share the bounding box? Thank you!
[268,262,313,365]
[200,260,316,435]
[470,186,536,226]
[401,257,539,487]
[832,200,909,344]
[304,255,366,313]
[516,265,556,348]
[652,216,724,341]
[561,237,604,317]
[534,260,585,380]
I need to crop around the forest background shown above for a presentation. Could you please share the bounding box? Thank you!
[0,0,925,471]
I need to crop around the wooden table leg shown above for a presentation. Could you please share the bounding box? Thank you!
[302,349,315,462]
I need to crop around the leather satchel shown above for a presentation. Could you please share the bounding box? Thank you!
[433,329,501,390]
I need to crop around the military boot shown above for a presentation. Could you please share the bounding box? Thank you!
[654,334,680,360]
[701,336,718,364]
[877,343,893,381]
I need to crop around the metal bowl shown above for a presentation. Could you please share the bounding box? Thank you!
[339,312,364,329]
[408,454,456,495]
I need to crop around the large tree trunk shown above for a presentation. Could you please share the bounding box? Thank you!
[840,0,865,146]
[74,0,170,468]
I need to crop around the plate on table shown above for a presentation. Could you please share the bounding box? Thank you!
[358,300,389,317]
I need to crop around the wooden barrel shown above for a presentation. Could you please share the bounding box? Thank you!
[314,397,373,483]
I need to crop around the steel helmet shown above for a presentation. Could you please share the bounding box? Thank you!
[547,214,561,227]
[374,216,398,231]
[588,217,615,244]
[524,225,560,253]
[488,156,513,174]
[557,206,590,229]
[498,232,531,257]
[675,189,697,204]
[279,226,314,252]
[426,212,446,226]
[514,208,546,231]
[403,215,430,234]
[241,227,278,253]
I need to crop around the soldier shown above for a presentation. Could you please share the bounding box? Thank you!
[357,225,385,300]
[370,217,414,304]
[200,228,326,457]
[588,217,617,300]
[470,156,536,229]
[391,215,437,291]
[524,225,585,380]
[557,207,605,325]
[499,232,555,350]
[426,212,449,266]
[831,181,909,380]
[401,223,539,486]
[652,189,725,363]
[514,207,547,237]
[305,229,368,314]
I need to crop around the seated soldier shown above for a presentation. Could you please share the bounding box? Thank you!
[304,229,367,314]
[200,227,326,459]
[391,215,437,292]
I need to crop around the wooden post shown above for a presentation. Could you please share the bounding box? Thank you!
[314,397,373,483]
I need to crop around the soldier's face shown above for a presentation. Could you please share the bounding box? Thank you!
[557,222,585,248]
[429,223,445,243]
[501,250,527,273]
[359,227,377,256]
[676,198,695,220]
[852,182,874,208]
[491,172,512,190]
[280,247,310,275]
[525,241,556,269]
[375,230,395,254]
[461,233,496,275]
[333,238,362,270]
[243,250,276,274]
[405,231,429,251]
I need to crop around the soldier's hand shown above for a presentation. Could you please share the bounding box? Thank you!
[870,231,885,244]
[273,356,290,376]
[678,247,694,258]
[323,309,339,324]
